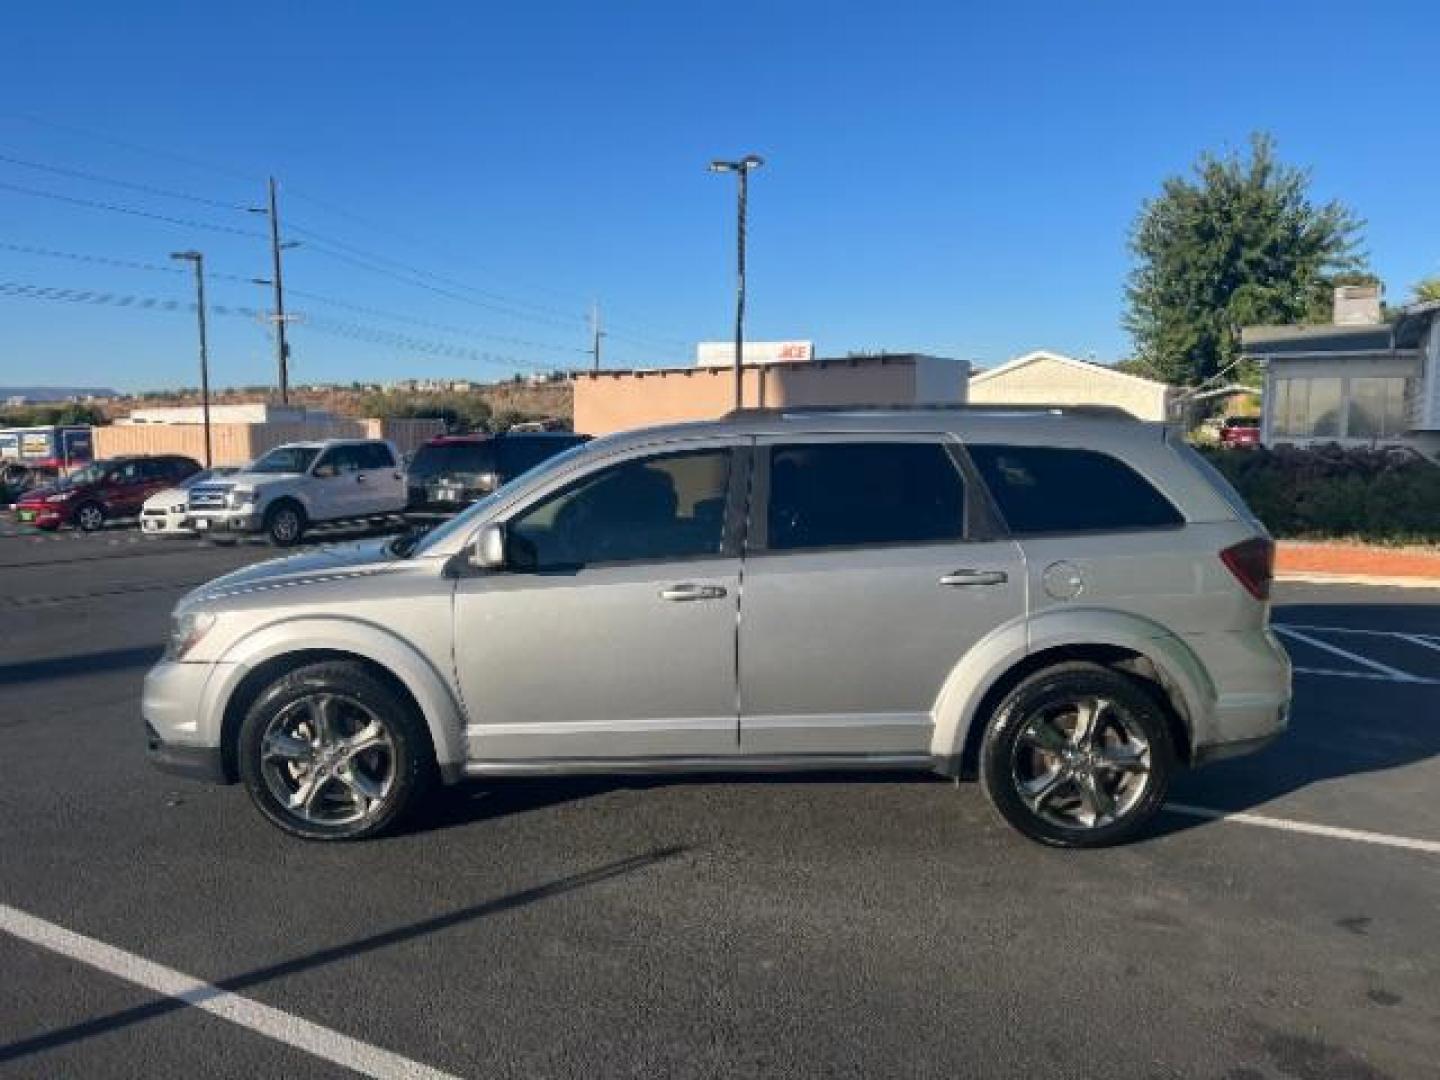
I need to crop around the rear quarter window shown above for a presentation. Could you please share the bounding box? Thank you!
[966,444,1183,534]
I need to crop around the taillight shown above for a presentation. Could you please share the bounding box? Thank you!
[1220,537,1274,600]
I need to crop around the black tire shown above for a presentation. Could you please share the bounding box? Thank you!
[979,661,1175,848]
[74,501,106,532]
[264,500,306,547]
[237,660,434,841]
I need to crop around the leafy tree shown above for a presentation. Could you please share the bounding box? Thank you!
[1413,277,1440,304]
[1124,133,1365,386]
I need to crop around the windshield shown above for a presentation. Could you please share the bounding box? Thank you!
[60,461,109,487]
[405,438,595,557]
[249,446,321,475]
[408,442,496,482]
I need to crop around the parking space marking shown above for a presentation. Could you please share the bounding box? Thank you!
[1278,623,1440,645]
[1401,633,1440,654]
[1273,625,1424,683]
[0,902,461,1080]
[1165,804,1440,855]
[1293,666,1438,685]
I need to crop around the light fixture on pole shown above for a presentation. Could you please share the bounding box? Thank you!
[708,154,763,411]
[169,250,213,467]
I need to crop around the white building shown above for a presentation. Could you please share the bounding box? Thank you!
[968,350,1178,421]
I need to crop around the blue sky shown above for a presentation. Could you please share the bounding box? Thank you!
[1,0,1435,392]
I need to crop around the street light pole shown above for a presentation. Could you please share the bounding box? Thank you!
[709,154,763,411]
[170,250,212,467]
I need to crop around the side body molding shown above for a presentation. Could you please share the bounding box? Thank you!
[209,616,469,770]
[929,607,1215,766]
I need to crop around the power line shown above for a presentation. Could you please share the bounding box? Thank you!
[0,240,254,284]
[0,153,249,211]
[0,278,570,376]
[0,239,584,355]
[0,180,267,238]
[3,112,262,185]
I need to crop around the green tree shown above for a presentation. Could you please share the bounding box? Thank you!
[1124,133,1365,386]
[1413,277,1440,304]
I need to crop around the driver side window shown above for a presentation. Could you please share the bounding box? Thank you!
[507,448,732,570]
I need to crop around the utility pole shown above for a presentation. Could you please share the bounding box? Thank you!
[708,154,764,411]
[589,299,604,372]
[170,250,212,467]
[266,177,291,403]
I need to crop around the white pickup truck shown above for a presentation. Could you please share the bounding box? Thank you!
[184,439,407,546]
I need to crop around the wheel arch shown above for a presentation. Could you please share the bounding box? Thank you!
[210,617,466,783]
[930,609,1213,778]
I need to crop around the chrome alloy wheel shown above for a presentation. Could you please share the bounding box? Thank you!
[270,508,301,543]
[259,693,395,827]
[76,504,104,531]
[1009,696,1151,830]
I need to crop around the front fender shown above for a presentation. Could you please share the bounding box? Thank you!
[208,614,467,769]
[929,607,1214,766]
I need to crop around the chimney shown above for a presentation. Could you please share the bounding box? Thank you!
[1333,284,1382,326]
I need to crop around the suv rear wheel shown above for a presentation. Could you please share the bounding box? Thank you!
[74,501,106,532]
[980,662,1175,848]
[264,500,305,547]
[237,660,433,840]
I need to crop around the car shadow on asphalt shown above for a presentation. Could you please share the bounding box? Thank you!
[0,645,162,687]
[0,844,687,1067]
[409,769,948,838]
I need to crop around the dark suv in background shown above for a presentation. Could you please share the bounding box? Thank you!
[406,431,588,516]
[13,454,202,531]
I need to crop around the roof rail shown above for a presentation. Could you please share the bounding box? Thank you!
[723,403,1137,420]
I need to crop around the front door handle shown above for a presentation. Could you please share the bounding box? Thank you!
[940,569,1008,587]
[659,583,728,602]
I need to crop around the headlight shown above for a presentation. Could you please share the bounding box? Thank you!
[476,472,501,492]
[165,611,216,661]
[227,488,255,509]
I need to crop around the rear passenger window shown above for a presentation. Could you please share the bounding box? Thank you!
[967,445,1183,533]
[360,443,396,469]
[766,442,966,551]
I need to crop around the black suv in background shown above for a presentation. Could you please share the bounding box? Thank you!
[405,431,588,516]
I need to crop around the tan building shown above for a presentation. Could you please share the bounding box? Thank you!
[574,354,969,436]
[968,350,1178,421]
[94,413,445,466]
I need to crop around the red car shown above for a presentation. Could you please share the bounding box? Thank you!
[13,454,202,531]
[1219,416,1262,448]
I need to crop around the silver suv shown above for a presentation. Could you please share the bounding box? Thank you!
[143,407,1291,847]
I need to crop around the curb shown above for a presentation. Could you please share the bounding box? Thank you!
[1277,571,1440,590]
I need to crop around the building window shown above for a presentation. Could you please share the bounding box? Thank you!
[1347,377,1411,438]
[1272,376,1343,437]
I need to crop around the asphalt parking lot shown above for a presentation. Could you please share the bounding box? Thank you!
[1,528,1437,1079]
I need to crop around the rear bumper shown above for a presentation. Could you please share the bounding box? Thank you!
[1185,626,1292,762]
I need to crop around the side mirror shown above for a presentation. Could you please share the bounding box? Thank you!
[470,523,507,569]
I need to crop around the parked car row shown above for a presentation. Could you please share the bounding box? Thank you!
[7,431,588,544]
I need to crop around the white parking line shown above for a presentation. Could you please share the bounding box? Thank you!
[1165,804,1440,855]
[1293,666,1437,685]
[0,903,461,1080]
[1278,623,1440,645]
[1272,625,1423,683]
[1400,633,1440,654]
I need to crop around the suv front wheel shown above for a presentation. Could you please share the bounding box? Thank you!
[264,500,306,547]
[980,662,1175,848]
[237,661,433,840]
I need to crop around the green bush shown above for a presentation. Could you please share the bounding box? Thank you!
[1198,445,1440,545]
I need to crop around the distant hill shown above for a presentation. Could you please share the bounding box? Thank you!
[0,387,119,401]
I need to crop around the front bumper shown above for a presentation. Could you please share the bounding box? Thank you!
[187,511,261,534]
[15,505,63,527]
[146,721,227,782]
[142,658,234,784]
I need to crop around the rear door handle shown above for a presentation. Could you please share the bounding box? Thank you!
[659,583,728,602]
[940,569,1008,587]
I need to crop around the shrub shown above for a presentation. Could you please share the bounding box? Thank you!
[1198,444,1440,545]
